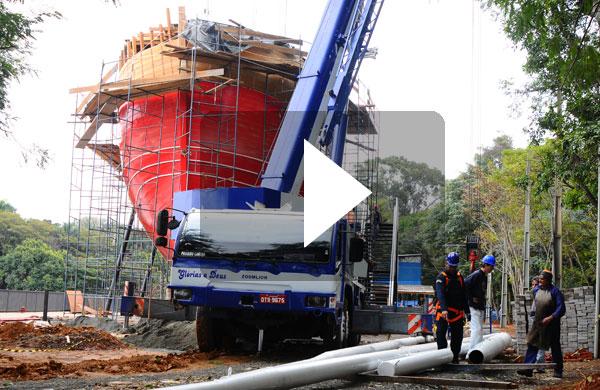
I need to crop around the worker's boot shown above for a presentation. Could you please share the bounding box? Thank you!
[553,370,563,379]
[451,355,459,364]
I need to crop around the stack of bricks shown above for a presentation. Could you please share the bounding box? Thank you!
[514,286,596,355]
[512,294,533,355]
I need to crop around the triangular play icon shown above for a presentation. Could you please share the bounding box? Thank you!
[304,140,372,247]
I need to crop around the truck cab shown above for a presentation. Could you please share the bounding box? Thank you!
[163,207,365,350]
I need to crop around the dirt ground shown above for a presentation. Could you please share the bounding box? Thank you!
[0,322,127,351]
[0,321,248,383]
[0,319,598,389]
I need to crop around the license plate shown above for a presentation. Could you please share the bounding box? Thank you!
[259,294,286,304]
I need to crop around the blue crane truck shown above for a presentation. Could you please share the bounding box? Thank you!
[162,208,365,350]
[154,0,388,351]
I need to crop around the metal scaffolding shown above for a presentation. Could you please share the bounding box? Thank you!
[64,8,379,316]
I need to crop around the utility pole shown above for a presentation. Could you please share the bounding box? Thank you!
[552,182,563,289]
[501,256,508,328]
[387,198,399,307]
[594,145,600,359]
[486,272,492,333]
[523,155,531,293]
[552,92,563,289]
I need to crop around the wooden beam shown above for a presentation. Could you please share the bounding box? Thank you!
[178,6,186,32]
[359,374,518,389]
[202,79,235,95]
[75,116,99,149]
[159,24,165,43]
[162,45,300,79]
[443,363,556,371]
[74,64,118,113]
[219,25,302,44]
[239,40,307,57]
[139,32,145,51]
[166,8,172,38]
[70,68,225,94]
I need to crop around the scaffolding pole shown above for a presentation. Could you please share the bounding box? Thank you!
[105,208,136,312]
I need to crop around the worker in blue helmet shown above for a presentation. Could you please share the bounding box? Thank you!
[434,252,470,364]
[465,254,495,358]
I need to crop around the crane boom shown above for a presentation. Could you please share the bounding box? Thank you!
[260,0,384,193]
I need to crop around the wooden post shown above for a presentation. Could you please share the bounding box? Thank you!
[178,6,186,46]
[166,8,172,38]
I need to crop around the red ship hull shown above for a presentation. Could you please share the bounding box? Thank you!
[119,82,285,258]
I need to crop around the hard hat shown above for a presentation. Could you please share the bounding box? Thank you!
[446,252,460,266]
[482,254,496,267]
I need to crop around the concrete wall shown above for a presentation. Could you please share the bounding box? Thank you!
[513,286,596,354]
[0,290,67,312]
[0,290,124,313]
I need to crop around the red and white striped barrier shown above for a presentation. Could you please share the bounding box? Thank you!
[427,300,435,314]
[407,314,421,334]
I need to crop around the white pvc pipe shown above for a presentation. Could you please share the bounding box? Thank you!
[467,332,513,364]
[307,335,434,361]
[161,335,500,390]
[161,349,420,390]
[377,348,454,376]
[376,336,489,376]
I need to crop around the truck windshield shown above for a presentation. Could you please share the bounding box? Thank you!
[176,211,331,263]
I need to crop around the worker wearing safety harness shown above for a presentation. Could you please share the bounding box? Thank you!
[465,254,495,358]
[434,252,470,363]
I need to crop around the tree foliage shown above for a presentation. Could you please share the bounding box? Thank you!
[0,239,64,291]
[0,1,60,136]
[469,138,596,298]
[369,156,444,219]
[486,0,600,211]
[0,200,15,213]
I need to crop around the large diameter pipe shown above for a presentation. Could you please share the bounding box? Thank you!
[467,332,512,364]
[161,349,428,390]
[377,348,453,376]
[376,336,490,376]
[162,335,492,390]
[308,335,434,362]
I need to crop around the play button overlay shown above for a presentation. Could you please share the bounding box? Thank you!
[304,140,372,247]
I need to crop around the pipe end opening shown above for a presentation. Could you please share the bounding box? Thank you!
[468,350,484,364]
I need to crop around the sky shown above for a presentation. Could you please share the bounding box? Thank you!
[0,0,531,223]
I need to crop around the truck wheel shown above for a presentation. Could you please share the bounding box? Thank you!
[196,307,219,352]
[334,301,350,348]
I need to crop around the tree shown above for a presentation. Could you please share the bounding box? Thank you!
[371,156,444,217]
[486,0,600,211]
[0,239,65,291]
[0,209,67,256]
[1,2,60,166]
[0,200,15,213]
[471,140,596,299]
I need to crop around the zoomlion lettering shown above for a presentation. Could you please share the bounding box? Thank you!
[178,269,226,280]
[242,274,268,280]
